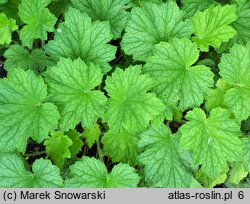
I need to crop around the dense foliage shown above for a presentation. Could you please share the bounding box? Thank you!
[0,0,249,188]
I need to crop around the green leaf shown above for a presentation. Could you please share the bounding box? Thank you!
[4,44,53,72]
[138,125,192,187]
[242,137,250,171]
[219,43,250,121]
[65,157,140,187]
[143,38,214,110]
[45,58,107,131]
[71,0,130,39]
[181,0,217,18]
[18,0,57,48]
[0,68,59,153]
[0,12,17,45]
[205,79,232,111]
[83,123,100,148]
[121,1,192,61]
[180,107,243,179]
[44,131,73,168]
[232,0,250,45]
[104,65,165,132]
[102,129,139,166]
[0,154,63,187]
[45,7,116,73]
[191,4,237,51]
[65,130,83,157]
[228,162,248,185]
[195,168,228,188]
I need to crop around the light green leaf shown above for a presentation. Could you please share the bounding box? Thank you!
[121,1,192,61]
[65,130,83,157]
[44,131,73,168]
[45,7,116,73]
[45,58,107,131]
[104,65,165,132]
[71,0,130,39]
[0,154,63,187]
[4,44,53,72]
[180,107,243,179]
[18,0,57,48]
[0,0,7,4]
[138,125,192,187]
[228,162,248,185]
[191,4,237,51]
[83,123,100,148]
[205,79,232,111]
[219,43,250,121]
[102,129,139,166]
[0,12,17,45]
[0,68,59,153]
[144,38,214,110]
[232,0,250,45]
[65,157,140,187]
[195,168,228,188]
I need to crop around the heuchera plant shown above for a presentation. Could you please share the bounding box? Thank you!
[0,0,249,188]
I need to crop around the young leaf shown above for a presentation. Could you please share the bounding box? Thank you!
[219,43,250,121]
[4,44,53,72]
[71,0,131,39]
[44,131,73,168]
[195,169,228,188]
[45,7,116,73]
[18,0,57,48]
[65,130,83,157]
[205,79,232,111]
[138,125,192,187]
[65,157,140,187]
[144,38,214,110]
[0,12,17,45]
[0,154,63,187]
[228,162,248,185]
[104,65,165,132]
[102,129,140,166]
[0,68,59,153]
[191,4,237,51]
[121,1,192,61]
[180,107,243,179]
[45,58,107,131]
[83,123,101,148]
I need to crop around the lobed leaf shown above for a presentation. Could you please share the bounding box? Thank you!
[0,154,63,187]
[45,58,107,131]
[0,68,59,153]
[65,157,140,187]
